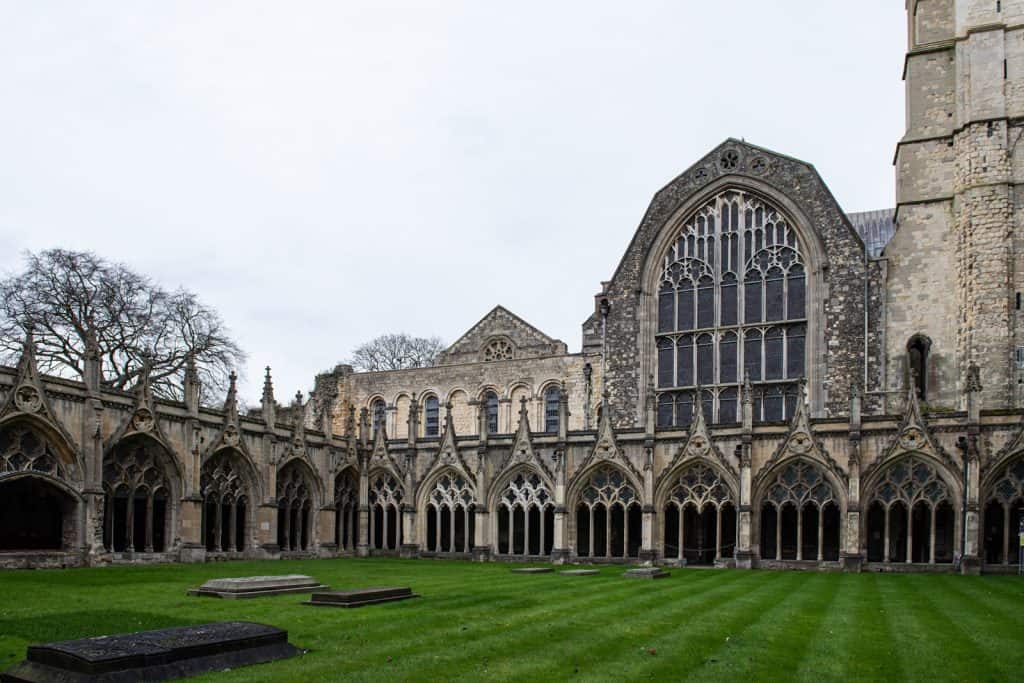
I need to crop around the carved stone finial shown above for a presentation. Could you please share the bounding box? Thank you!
[262,366,275,404]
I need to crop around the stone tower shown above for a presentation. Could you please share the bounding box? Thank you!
[890,0,1020,409]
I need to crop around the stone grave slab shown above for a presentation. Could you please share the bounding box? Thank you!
[0,621,298,682]
[510,567,553,574]
[305,586,418,608]
[188,574,326,599]
[559,569,600,576]
[623,567,670,579]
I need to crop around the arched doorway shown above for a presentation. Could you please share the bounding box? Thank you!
[574,465,641,560]
[496,470,554,557]
[103,437,177,554]
[661,461,737,564]
[866,455,955,564]
[758,460,841,563]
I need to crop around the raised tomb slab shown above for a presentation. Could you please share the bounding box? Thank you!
[305,587,418,608]
[187,575,326,599]
[623,567,670,580]
[510,567,553,574]
[0,621,299,682]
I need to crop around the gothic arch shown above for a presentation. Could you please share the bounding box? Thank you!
[102,434,182,555]
[333,465,359,553]
[491,465,555,557]
[752,457,845,563]
[417,466,477,554]
[0,470,83,552]
[569,463,643,560]
[200,447,261,554]
[860,452,960,564]
[638,177,828,420]
[276,457,320,552]
[654,457,739,511]
[487,464,555,511]
[981,454,1024,565]
[367,467,405,551]
[0,413,82,483]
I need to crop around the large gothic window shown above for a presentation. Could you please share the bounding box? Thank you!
[656,190,807,427]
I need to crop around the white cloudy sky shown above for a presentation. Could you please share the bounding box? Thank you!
[0,1,905,403]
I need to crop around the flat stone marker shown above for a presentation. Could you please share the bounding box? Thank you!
[1,621,298,682]
[188,574,326,599]
[510,567,553,574]
[560,569,600,576]
[305,586,418,608]
[623,567,670,579]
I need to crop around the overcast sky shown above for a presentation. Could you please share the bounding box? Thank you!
[0,1,905,404]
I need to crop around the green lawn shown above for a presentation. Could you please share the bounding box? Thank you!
[0,559,1022,682]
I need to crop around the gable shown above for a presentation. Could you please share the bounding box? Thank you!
[435,306,568,366]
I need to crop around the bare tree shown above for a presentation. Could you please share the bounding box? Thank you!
[348,333,445,372]
[0,249,245,402]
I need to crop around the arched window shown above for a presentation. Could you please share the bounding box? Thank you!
[484,391,499,434]
[575,466,641,559]
[424,396,440,437]
[656,190,807,427]
[907,335,930,401]
[867,456,954,564]
[544,386,561,433]
[371,399,386,436]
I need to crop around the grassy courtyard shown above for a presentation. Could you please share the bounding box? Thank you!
[0,559,1022,682]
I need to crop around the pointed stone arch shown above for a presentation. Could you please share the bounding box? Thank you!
[0,470,83,553]
[980,454,1024,565]
[333,465,359,553]
[657,458,739,565]
[0,413,82,484]
[102,433,182,555]
[417,466,477,555]
[861,451,960,565]
[200,446,261,554]
[276,457,320,552]
[753,457,846,564]
[491,466,555,558]
[569,462,643,561]
[367,467,405,552]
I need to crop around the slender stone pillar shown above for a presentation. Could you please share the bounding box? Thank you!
[735,375,756,568]
[550,447,570,564]
[842,385,864,571]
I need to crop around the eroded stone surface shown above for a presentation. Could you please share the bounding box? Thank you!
[189,575,325,599]
[306,586,417,608]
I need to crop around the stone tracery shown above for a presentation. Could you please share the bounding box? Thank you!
[574,465,641,559]
[497,470,554,557]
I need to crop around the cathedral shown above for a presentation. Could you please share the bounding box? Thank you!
[3,1,1024,574]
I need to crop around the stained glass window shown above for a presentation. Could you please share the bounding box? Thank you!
[656,190,807,426]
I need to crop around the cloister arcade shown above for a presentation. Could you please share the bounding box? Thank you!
[423,471,476,554]
[573,465,643,560]
[983,456,1024,566]
[757,460,842,563]
[102,436,178,555]
[368,471,404,551]
[660,461,737,565]
[495,470,555,557]
[200,450,254,554]
[276,459,317,552]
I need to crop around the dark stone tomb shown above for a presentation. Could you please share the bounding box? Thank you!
[1,621,299,682]
[305,586,418,608]
[510,567,553,574]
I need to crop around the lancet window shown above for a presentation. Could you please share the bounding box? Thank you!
[759,461,841,562]
[656,190,807,427]
[369,472,404,551]
[497,471,554,556]
[575,465,642,559]
[484,391,499,434]
[866,456,954,564]
[662,462,736,565]
[424,396,440,437]
[200,453,249,553]
[425,473,475,554]
[544,386,561,433]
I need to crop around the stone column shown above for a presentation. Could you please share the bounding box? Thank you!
[318,506,336,558]
[471,446,491,561]
[639,443,656,562]
[842,388,864,572]
[400,451,419,558]
[357,455,370,557]
[550,448,569,563]
[961,365,983,574]
[735,375,755,568]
